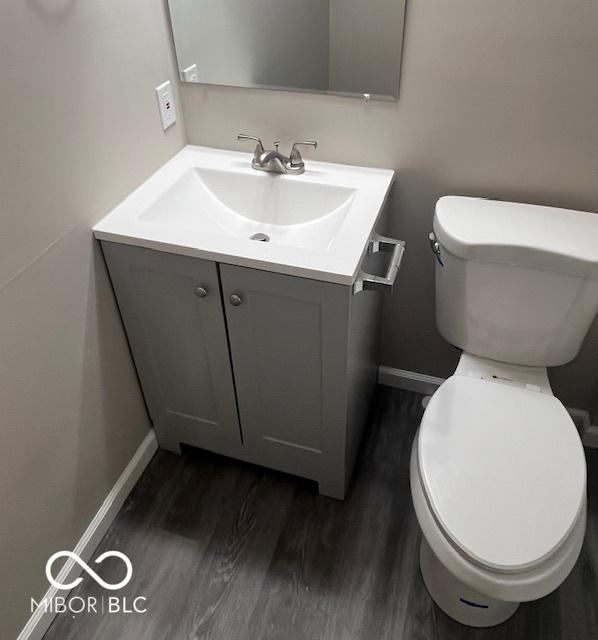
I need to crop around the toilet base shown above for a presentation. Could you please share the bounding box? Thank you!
[420,538,519,627]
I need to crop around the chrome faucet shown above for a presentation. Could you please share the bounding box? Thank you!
[237,134,317,175]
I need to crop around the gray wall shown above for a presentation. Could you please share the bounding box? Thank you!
[180,0,598,415]
[0,1,185,637]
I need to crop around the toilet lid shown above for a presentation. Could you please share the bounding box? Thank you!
[418,376,586,574]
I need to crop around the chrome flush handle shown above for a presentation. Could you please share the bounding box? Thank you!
[428,232,444,266]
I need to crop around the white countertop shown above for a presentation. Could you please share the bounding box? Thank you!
[93,145,395,284]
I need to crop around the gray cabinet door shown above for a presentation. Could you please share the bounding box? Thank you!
[220,264,350,492]
[101,243,241,449]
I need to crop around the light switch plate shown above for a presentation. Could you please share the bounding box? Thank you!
[155,81,177,130]
[181,64,199,83]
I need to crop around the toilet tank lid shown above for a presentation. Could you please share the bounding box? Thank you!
[434,196,598,278]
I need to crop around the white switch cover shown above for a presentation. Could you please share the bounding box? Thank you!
[155,81,177,130]
[181,64,199,83]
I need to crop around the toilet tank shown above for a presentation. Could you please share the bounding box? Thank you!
[433,196,598,367]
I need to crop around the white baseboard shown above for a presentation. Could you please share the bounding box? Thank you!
[378,366,598,448]
[377,366,444,396]
[17,430,158,640]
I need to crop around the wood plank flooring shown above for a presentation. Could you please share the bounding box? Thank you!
[44,388,598,640]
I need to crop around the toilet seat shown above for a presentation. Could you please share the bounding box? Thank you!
[418,375,586,575]
[410,440,587,603]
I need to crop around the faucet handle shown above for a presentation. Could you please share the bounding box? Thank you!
[237,134,264,161]
[237,133,263,146]
[289,141,318,167]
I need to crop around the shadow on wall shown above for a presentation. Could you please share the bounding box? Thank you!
[75,235,152,518]
[380,169,460,380]
[551,317,598,416]
[27,0,77,23]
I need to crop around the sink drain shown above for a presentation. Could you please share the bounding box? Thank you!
[250,232,270,242]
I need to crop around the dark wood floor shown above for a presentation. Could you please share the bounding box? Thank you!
[44,388,598,640]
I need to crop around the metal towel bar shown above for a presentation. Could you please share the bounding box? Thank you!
[353,233,406,294]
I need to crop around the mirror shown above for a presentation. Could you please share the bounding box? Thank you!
[167,0,407,100]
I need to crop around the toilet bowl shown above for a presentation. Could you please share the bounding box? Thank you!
[411,196,598,627]
[410,354,587,626]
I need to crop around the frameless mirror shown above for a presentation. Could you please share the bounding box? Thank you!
[167,0,407,100]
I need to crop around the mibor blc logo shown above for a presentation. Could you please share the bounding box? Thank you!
[46,551,133,591]
[31,551,147,615]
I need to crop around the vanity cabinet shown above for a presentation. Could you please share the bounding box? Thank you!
[101,243,241,446]
[102,242,383,499]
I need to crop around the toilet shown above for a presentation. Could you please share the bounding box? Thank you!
[412,196,598,627]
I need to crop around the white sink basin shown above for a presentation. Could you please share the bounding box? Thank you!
[140,167,357,251]
[94,146,394,284]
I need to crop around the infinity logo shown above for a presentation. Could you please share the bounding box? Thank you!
[46,551,133,591]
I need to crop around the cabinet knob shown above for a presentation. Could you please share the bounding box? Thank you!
[229,294,243,306]
[195,286,208,298]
